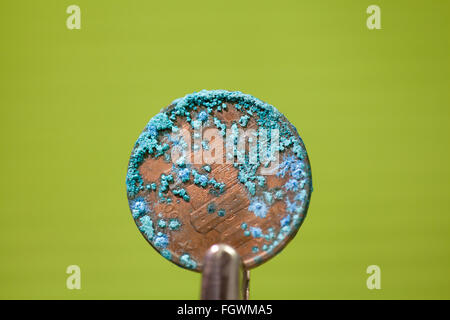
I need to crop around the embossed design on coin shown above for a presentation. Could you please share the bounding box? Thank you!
[126,90,312,271]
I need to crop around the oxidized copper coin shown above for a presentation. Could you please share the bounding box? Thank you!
[126,90,312,271]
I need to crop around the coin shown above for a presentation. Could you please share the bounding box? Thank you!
[126,90,312,271]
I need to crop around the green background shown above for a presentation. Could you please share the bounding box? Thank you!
[1,0,449,299]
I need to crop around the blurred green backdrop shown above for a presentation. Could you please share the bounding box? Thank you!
[1,0,449,299]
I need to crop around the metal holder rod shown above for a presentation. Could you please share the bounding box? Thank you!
[201,244,249,300]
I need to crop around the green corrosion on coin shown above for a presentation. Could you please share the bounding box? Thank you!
[126,90,312,271]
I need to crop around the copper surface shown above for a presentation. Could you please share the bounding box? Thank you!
[130,103,312,271]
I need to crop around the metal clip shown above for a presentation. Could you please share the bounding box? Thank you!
[201,244,250,300]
